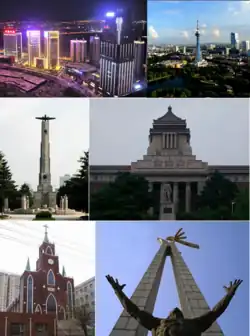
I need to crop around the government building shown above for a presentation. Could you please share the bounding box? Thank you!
[90,106,249,219]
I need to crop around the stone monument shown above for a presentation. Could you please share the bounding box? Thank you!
[107,229,242,336]
[33,115,57,209]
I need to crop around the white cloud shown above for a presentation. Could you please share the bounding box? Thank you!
[180,30,189,39]
[148,25,159,39]
[201,23,207,28]
[212,28,220,38]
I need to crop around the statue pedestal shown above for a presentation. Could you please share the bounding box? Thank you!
[160,203,175,220]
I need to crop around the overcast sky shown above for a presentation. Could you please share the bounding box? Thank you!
[0,221,95,286]
[90,98,249,166]
[0,99,89,190]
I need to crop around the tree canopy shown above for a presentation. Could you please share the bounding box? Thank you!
[57,151,88,213]
[177,171,248,220]
[90,172,156,220]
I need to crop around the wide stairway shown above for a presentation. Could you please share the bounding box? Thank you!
[57,319,87,336]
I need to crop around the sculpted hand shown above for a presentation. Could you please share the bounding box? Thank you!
[106,275,126,293]
[223,279,243,295]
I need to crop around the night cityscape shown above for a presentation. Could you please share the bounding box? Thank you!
[147,0,250,97]
[0,0,147,97]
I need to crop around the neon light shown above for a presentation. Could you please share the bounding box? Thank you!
[4,30,16,34]
[106,12,115,18]
[26,30,40,37]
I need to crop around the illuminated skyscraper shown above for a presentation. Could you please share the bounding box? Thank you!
[3,29,22,61]
[134,40,146,81]
[44,31,60,69]
[26,30,41,67]
[195,20,201,63]
[89,36,100,66]
[70,39,87,63]
[100,14,134,96]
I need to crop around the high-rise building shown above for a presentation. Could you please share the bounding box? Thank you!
[230,32,240,49]
[3,29,22,61]
[7,227,75,320]
[195,20,201,63]
[70,39,87,63]
[89,36,100,66]
[59,174,71,187]
[134,40,146,81]
[241,40,250,52]
[44,31,60,70]
[75,277,95,326]
[0,272,20,311]
[26,30,41,67]
[100,15,134,97]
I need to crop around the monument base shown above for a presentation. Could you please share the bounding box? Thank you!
[160,203,176,220]
[33,191,57,209]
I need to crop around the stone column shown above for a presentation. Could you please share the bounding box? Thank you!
[4,198,8,212]
[185,182,191,212]
[26,196,30,209]
[64,196,68,211]
[170,242,224,335]
[60,196,65,210]
[197,180,206,195]
[148,182,153,216]
[173,182,179,212]
[110,242,170,336]
[21,195,27,210]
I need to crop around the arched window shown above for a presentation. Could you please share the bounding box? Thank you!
[67,281,73,309]
[46,294,57,313]
[45,246,53,255]
[27,275,33,313]
[35,304,42,314]
[47,270,55,286]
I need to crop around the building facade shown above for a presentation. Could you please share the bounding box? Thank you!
[44,31,60,70]
[70,40,87,63]
[89,36,100,67]
[100,41,134,96]
[7,228,75,321]
[75,277,95,325]
[90,106,249,219]
[0,311,56,336]
[27,30,41,67]
[134,40,146,81]
[0,272,20,311]
[3,29,22,61]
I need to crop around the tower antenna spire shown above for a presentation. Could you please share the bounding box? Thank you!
[43,224,49,243]
[197,19,199,31]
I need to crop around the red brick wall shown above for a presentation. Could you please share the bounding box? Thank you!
[0,312,56,336]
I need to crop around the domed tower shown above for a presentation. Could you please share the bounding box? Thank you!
[131,106,208,220]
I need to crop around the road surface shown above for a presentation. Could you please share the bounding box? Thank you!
[4,214,85,221]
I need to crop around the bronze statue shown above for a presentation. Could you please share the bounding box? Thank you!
[106,229,243,336]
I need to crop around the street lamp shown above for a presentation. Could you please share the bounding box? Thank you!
[231,201,236,214]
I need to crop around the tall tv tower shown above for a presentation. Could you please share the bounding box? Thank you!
[195,20,202,63]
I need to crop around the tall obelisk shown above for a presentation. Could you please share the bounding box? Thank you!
[33,115,57,209]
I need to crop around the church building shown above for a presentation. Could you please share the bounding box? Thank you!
[7,226,75,320]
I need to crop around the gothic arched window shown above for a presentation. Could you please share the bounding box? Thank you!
[46,294,57,313]
[27,275,33,313]
[45,246,53,255]
[47,270,55,286]
[67,281,73,309]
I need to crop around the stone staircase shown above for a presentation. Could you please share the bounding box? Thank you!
[57,319,87,336]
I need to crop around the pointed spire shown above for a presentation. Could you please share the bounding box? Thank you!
[197,19,199,30]
[43,224,49,243]
[25,257,31,271]
[62,266,66,277]
[167,105,173,114]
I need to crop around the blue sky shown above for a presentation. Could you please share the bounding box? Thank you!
[148,1,250,44]
[96,221,249,336]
